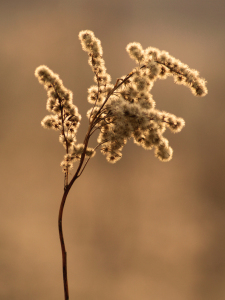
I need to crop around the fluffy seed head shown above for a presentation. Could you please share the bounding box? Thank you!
[79,30,103,56]
[36,30,208,170]
[126,42,144,63]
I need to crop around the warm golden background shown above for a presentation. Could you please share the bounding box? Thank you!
[1,1,224,299]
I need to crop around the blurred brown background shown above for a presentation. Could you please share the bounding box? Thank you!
[0,0,224,299]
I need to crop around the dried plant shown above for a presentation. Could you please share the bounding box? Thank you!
[35,30,208,300]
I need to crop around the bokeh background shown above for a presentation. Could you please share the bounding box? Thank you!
[1,0,225,299]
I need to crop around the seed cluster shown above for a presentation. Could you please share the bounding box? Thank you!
[78,30,207,163]
[35,66,95,172]
[35,30,207,172]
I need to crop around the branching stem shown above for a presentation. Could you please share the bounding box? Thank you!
[58,69,139,299]
[58,116,96,300]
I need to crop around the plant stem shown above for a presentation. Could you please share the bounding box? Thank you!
[58,121,93,300]
[58,74,134,299]
[58,186,71,300]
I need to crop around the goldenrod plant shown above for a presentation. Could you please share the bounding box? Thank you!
[35,30,208,300]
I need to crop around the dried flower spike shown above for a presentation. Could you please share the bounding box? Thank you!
[35,30,208,300]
